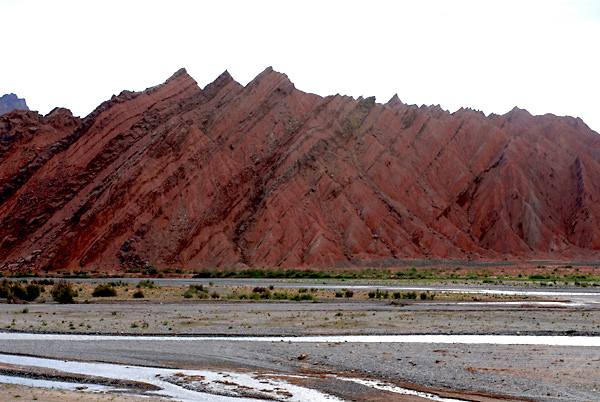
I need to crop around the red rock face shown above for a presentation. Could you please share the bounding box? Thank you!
[1,68,599,272]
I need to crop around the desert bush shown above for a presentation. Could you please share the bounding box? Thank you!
[0,281,42,302]
[190,284,206,292]
[392,291,418,300]
[252,286,271,299]
[291,293,314,301]
[344,290,354,298]
[142,266,158,276]
[51,280,77,304]
[0,280,9,298]
[182,284,208,298]
[271,292,289,300]
[34,279,54,286]
[368,289,389,299]
[92,284,117,297]
[24,283,41,301]
[133,290,145,299]
[10,283,28,300]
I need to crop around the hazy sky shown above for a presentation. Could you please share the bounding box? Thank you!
[2,0,599,133]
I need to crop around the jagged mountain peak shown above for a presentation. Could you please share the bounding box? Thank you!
[246,66,294,93]
[0,93,29,115]
[166,67,191,81]
[386,94,403,108]
[504,106,534,125]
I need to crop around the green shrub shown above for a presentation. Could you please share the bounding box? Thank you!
[529,274,551,280]
[142,266,158,276]
[10,283,28,300]
[291,293,314,301]
[182,284,209,298]
[344,290,354,298]
[392,291,417,299]
[271,292,289,300]
[368,289,389,299]
[0,279,12,296]
[51,280,77,304]
[24,283,41,301]
[133,290,145,298]
[92,284,117,297]
[1,281,41,302]
[136,280,155,289]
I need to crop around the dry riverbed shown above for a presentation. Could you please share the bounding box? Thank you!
[0,279,599,401]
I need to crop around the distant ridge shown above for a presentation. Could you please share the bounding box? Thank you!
[0,68,599,273]
[0,93,29,115]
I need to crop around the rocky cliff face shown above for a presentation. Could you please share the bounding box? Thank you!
[0,93,29,115]
[1,68,599,272]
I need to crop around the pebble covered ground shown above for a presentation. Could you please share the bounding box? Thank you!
[0,279,599,401]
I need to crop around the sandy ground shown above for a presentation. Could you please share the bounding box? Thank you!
[0,383,161,401]
[0,280,599,401]
[1,298,598,336]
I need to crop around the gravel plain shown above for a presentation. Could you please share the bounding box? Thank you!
[0,279,599,401]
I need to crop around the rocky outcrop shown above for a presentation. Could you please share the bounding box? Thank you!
[0,94,29,115]
[1,68,599,272]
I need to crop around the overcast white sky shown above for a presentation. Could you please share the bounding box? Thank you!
[2,0,599,133]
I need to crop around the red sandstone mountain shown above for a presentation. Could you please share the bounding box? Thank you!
[1,68,599,272]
